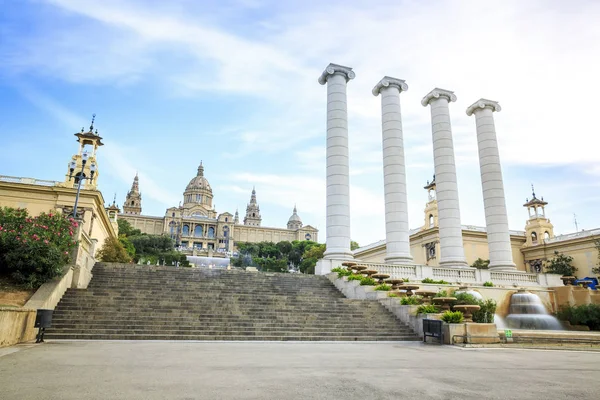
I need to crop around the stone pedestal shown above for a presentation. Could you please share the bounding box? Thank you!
[372,77,413,264]
[318,63,355,261]
[421,89,468,268]
[466,99,516,271]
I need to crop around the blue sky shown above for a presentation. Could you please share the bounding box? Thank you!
[1,0,599,246]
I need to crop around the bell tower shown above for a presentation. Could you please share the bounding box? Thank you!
[523,185,554,246]
[423,175,438,230]
[123,173,142,215]
[243,187,262,226]
[63,114,103,190]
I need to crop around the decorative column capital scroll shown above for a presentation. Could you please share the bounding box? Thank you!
[466,98,501,116]
[421,88,457,107]
[372,76,408,96]
[318,63,355,85]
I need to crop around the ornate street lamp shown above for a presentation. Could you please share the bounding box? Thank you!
[68,151,96,218]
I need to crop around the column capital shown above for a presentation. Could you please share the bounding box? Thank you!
[466,98,501,116]
[372,76,408,96]
[318,63,355,85]
[421,88,456,107]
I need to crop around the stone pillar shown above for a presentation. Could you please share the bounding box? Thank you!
[421,89,468,268]
[318,63,355,261]
[466,99,516,271]
[372,77,413,264]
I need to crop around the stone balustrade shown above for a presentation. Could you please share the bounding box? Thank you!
[343,261,562,286]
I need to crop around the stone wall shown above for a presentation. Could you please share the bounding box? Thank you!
[0,308,37,347]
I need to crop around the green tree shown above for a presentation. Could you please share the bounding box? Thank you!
[97,236,131,263]
[350,241,360,250]
[299,243,326,274]
[253,257,288,273]
[129,235,174,256]
[471,258,490,269]
[545,251,577,277]
[276,241,292,256]
[119,235,136,259]
[117,219,141,237]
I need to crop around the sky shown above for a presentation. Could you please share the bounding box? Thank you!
[1,0,599,247]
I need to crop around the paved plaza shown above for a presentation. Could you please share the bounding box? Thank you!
[1,341,599,399]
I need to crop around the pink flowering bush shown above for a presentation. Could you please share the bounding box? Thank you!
[0,207,78,288]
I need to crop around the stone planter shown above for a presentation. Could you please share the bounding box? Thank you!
[464,323,500,344]
[443,323,466,345]
[355,285,375,300]
[367,290,390,300]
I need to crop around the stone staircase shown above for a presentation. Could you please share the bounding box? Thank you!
[45,263,418,341]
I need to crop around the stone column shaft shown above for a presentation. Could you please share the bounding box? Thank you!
[372,77,413,264]
[318,63,355,260]
[421,89,468,268]
[466,99,516,271]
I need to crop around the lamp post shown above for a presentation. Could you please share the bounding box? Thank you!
[68,151,96,218]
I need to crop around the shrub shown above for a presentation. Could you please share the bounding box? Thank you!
[374,284,391,291]
[388,292,401,298]
[441,311,464,323]
[403,277,410,282]
[97,236,131,263]
[417,305,440,314]
[0,208,78,288]
[471,258,490,269]
[421,278,449,284]
[434,290,449,298]
[331,267,344,274]
[347,274,363,282]
[400,296,422,305]
[472,299,496,323]
[359,276,376,286]
[545,251,577,277]
[483,281,494,287]
[333,268,352,278]
[556,304,600,331]
[453,293,479,305]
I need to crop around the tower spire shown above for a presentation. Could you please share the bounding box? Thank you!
[89,113,96,132]
[197,161,204,177]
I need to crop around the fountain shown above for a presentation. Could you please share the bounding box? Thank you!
[504,290,562,330]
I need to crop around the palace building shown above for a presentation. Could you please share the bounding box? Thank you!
[354,176,600,276]
[118,162,318,256]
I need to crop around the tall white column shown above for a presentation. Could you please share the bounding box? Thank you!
[372,77,413,264]
[466,99,516,271]
[318,63,355,260]
[421,88,468,268]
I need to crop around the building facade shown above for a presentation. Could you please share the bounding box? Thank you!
[354,177,600,276]
[119,163,318,256]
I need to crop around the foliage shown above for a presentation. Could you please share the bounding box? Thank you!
[374,284,391,291]
[400,296,422,305]
[0,207,78,288]
[117,219,141,237]
[350,240,360,251]
[388,292,401,298]
[453,293,480,305]
[434,290,449,298]
[421,278,449,284]
[233,240,324,274]
[545,251,577,277]
[119,235,136,258]
[347,274,363,281]
[441,311,464,324]
[97,236,131,263]
[483,281,494,287]
[471,258,490,269]
[417,304,440,314]
[332,267,352,278]
[129,235,174,258]
[402,277,410,283]
[556,304,600,331]
[359,276,376,286]
[472,299,496,323]
[451,293,496,323]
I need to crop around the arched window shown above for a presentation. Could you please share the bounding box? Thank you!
[194,225,203,237]
[131,201,134,206]
[544,231,550,240]
[208,227,215,238]
[74,172,86,184]
[225,217,228,222]
[182,225,190,236]
[429,214,434,227]
[223,226,229,238]
[252,213,255,217]
[531,232,538,243]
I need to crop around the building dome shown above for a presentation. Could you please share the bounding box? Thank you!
[287,205,303,229]
[185,163,212,192]
[183,162,213,207]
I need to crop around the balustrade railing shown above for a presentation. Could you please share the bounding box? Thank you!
[0,175,59,187]
[490,271,538,283]
[432,267,476,281]
[358,263,417,279]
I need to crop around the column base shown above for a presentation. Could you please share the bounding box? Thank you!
[323,250,354,261]
[488,264,519,272]
[384,255,413,265]
[316,259,345,275]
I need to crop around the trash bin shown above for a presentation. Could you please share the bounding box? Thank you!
[35,309,53,343]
